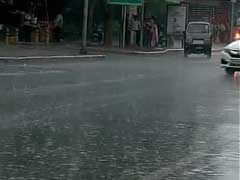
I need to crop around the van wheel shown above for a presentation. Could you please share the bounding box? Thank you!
[206,49,212,59]
[184,49,189,57]
[225,68,234,75]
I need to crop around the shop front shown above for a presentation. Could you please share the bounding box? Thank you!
[182,0,231,43]
[0,0,67,44]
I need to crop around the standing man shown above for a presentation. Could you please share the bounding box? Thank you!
[54,13,63,42]
[220,22,226,43]
[151,18,159,48]
[23,12,32,42]
[237,10,240,26]
[144,19,152,48]
[132,15,141,46]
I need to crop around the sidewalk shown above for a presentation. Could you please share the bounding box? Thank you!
[0,43,105,62]
[0,42,226,61]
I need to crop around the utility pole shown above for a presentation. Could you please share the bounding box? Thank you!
[230,0,236,41]
[80,0,89,54]
[122,5,127,48]
[140,5,144,48]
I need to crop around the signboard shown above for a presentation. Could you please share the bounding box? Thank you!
[108,0,144,6]
[183,0,221,6]
[166,0,180,3]
[167,5,187,35]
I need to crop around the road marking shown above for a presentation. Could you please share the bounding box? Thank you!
[0,70,65,76]
[0,55,106,60]
[31,70,65,74]
[0,72,26,76]
[6,64,45,68]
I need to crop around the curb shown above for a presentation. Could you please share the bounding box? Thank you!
[132,48,182,55]
[88,47,224,55]
[212,48,224,52]
[128,48,224,55]
[87,47,169,55]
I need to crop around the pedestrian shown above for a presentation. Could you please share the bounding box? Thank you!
[237,17,240,26]
[54,13,63,42]
[132,15,141,46]
[215,23,221,43]
[126,13,132,47]
[213,23,218,42]
[220,22,226,43]
[237,11,240,26]
[143,19,152,48]
[150,18,159,48]
[23,13,32,42]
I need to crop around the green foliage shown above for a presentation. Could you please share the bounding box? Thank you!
[145,0,168,25]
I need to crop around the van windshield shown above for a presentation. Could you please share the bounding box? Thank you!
[187,24,210,33]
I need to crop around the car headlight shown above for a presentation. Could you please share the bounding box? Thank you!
[230,50,238,55]
[234,32,240,40]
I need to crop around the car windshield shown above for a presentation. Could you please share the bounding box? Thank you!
[187,24,210,33]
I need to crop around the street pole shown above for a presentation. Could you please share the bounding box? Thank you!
[140,5,144,48]
[80,0,89,54]
[122,6,127,48]
[230,0,236,42]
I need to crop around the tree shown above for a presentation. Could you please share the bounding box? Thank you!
[88,0,97,39]
[98,0,113,46]
[83,0,113,46]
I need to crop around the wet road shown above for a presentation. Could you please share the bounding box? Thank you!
[0,52,239,180]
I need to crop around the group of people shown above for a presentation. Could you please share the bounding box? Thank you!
[143,17,159,48]
[23,13,63,42]
[125,15,161,48]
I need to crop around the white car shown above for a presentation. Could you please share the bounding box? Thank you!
[221,40,240,74]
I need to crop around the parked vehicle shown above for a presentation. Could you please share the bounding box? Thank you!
[184,22,212,58]
[92,25,104,44]
[221,40,240,74]
[159,31,167,48]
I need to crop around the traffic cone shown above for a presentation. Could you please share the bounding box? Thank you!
[233,71,240,79]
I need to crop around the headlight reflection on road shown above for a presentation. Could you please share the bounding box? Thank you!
[233,71,240,88]
[234,71,240,79]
